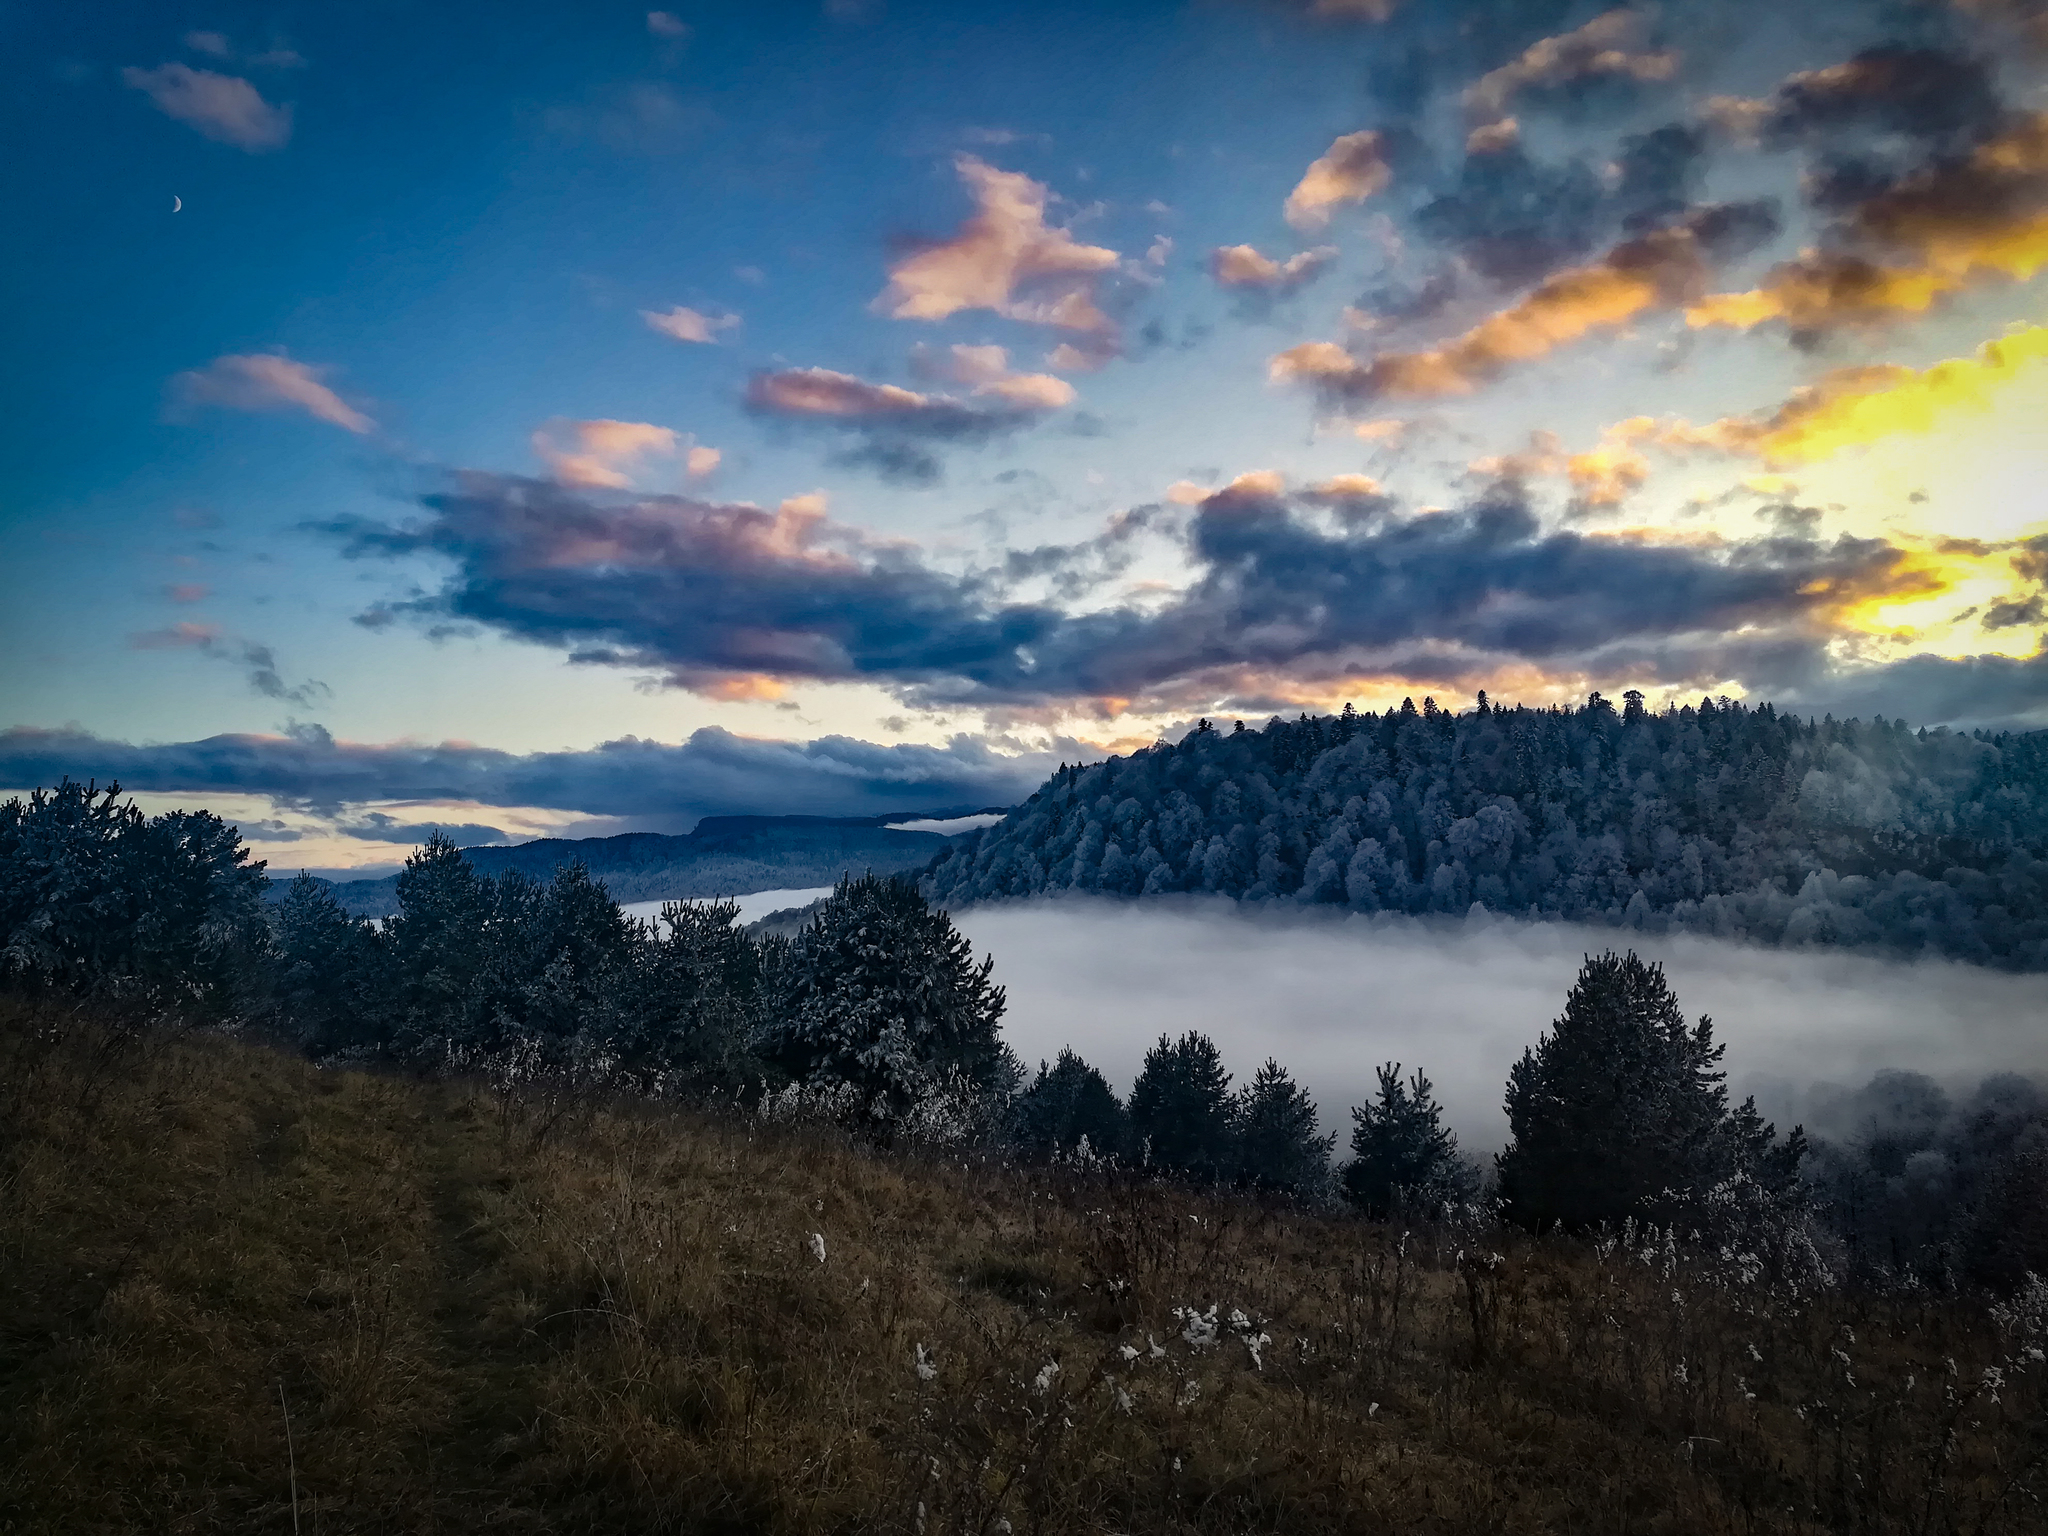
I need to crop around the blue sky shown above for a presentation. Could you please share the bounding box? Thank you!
[4,0,2046,869]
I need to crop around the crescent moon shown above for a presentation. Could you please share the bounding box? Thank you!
[172,196,182,212]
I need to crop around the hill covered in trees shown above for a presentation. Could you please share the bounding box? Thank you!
[298,811,994,916]
[923,694,2048,969]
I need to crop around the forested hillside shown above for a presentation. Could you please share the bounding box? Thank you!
[299,812,981,916]
[924,694,2048,969]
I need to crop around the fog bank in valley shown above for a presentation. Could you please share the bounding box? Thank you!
[954,898,2048,1155]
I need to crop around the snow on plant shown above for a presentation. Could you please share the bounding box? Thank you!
[757,1078,865,1128]
[1033,1360,1061,1394]
[808,1232,827,1264]
[1175,1304,1220,1350]
[914,1343,937,1382]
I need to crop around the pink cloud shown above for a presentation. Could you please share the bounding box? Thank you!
[171,353,372,432]
[165,583,210,603]
[130,622,221,650]
[641,305,740,343]
[1210,243,1336,291]
[1285,130,1391,230]
[873,156,1120,335]
[532,418,682,489]
[122,62,292,151]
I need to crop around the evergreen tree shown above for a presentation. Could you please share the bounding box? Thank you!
[382,831,495,1053]
[763,872,1010,1120]
[625,895,768,1090]
[1129,1030,1236,1181]
[1496,950,1803,1230]
[1234,1058,1335,1195]
[273,872,393,1056]
[0,780,271,1019]
[1014,1048,1129,1160]
[1343,1062,1469,1217]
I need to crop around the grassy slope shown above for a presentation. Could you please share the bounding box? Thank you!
[3,1012,2045,1534]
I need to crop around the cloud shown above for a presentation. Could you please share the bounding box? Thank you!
[745,363,1069,482]
[130,622,221,650]
[641,305,739,343]
[873,156,1120,337]
[1284,130,1392,230]
[1273,201,1777,406]
[1413,123,1706,287]
[646,11,690,38]
[127,624,329,707]
[1210,244,1336,291]
[165,583,209,603]
[531,418,682,489]
[1525,324,2048,500]
[314,470,1934,713]
[0,722,1054,824]
[910,342,1078,407]
[1462,8,1678,135]
[686,445,722,476]
[1689,111,2048,337]
[122,63,292,151]
[171,353,373,433]
[960,901,2048,1154]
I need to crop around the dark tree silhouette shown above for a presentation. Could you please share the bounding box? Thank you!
[1343,1062,1468,1218]
[1130,1030,1236,1182]
[1014,1048,1129,1160]
[1234,1058,1335,1195]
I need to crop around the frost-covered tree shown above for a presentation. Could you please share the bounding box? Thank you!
[922,697,2048,970]
[1343,1063,1470,1218]
[0,779,271,1020]
[1497,950,1805,1230]
[762,872,1011,1122]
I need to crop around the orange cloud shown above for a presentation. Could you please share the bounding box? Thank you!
[1274,211,1758,404]
[1689,112,2048,334]
[1284,130,1392,229]
[171,353,373,433]
[873,156,1119,334]
[1210,243,1336,290]
[1462,9,1677,134]
[532,418,680,489]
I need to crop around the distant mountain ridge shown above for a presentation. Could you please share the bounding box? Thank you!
[282,808,1005,917]
[923,697,2048,969]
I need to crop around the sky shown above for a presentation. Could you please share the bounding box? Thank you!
[3,0,2047,871]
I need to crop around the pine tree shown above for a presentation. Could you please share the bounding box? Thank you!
[383,831,496,1053]
[1014,1049,1129,1160]
[273,872,393,1056]
[1234,1058,1335,1195]
[1496,950,1802,1230]
[764,872,1010,1121]
[1129,1030,1236,1181]
[1343,1062,1468,1217]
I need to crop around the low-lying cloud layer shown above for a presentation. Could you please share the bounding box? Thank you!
[959,899,2048,1153]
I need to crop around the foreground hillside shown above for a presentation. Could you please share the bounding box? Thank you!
[5,1011,2046,1535]
[926,697,2048,969]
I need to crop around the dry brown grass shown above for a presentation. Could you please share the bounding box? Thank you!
[3,999,2046,1534]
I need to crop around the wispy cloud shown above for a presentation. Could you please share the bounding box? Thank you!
[873,156,1120,337]
[1284,130,1392,230]
[127,624,330,706]
[531,417,685,489]
[745,361,1070,482]
[170,353,373,433]
[1273,202,1776,406]
[641,304,739,343]
[122,62,292,151]
[1462,9,1678,137]
[1211,243,1336,291]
